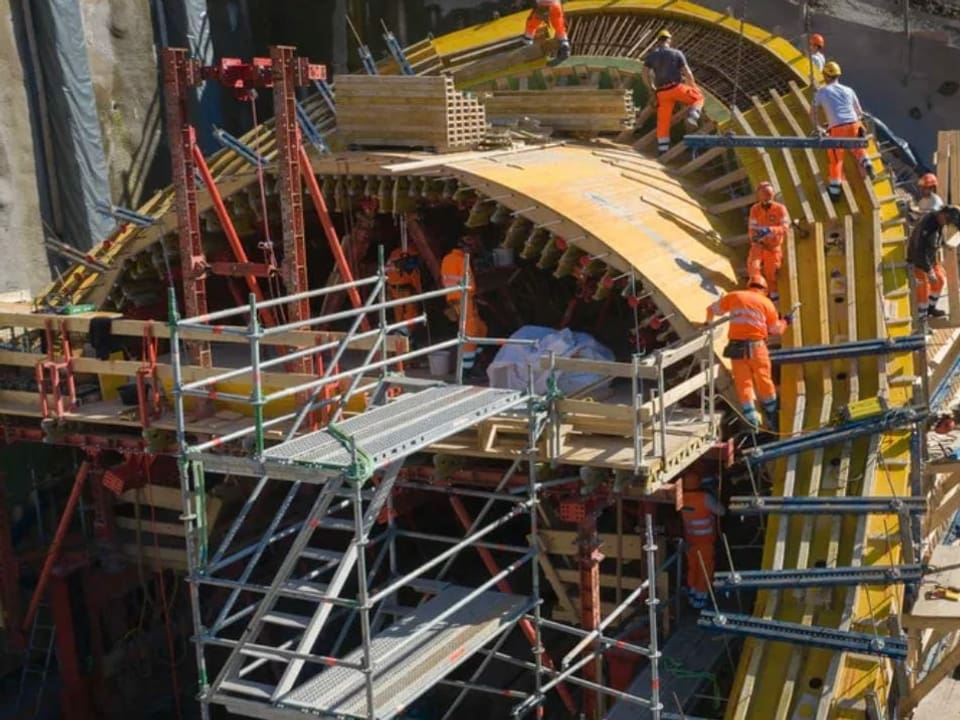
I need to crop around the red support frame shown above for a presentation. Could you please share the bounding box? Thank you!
[136,322,162,428]
[35,318,78,419]
[575,501,605,720]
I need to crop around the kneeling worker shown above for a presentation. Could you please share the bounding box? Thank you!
[747,182,790,302]
[441,237,489,373]
[908,204,960,320]
[681,470,726,610]
[707,275,792,431]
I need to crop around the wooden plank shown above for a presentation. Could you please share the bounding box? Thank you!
[115,517,186,537]
[638,365,718,422]
[537,355,656,380]
[555,568,646,590]
[903,545,960,632]
[531,534,579,620]
[539,530,645,560]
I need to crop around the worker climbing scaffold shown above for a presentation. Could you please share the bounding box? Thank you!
[520,0,571,63]
[680,470,725,610]
[747,182,790,303]
[641,29,704,155]
[706,274,793,431]
[441,236,489,373]
[908,204,960,320]
[812,61,875,199]
[386,243,423,337]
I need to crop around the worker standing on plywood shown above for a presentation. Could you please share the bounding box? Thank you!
[812,61,875,199]
[441,237,489,374]
[386,244,423,337]
[641,29,704,155]
[706,275,792,431]
[520,0,571,63]
[681,471,725,609]
[747,182,790,303]
[908,205,960,320]
[808,33,826,72]
[917,173,945,213]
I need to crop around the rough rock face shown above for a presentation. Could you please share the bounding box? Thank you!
[0,0,48,295]
[80,0,162,209]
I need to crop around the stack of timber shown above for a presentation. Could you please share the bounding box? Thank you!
[335,75,487,153]
[479,88,636,134]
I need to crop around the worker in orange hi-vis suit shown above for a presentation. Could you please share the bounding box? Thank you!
[747,182,791,302]
[813,61,875,200]
[681,471,725,609]
[908,205,960,320]
[641,29,704,154]
[386,244,423,336]
[521,0,571,62]
[441,238,489,372]
[706,275,793,431]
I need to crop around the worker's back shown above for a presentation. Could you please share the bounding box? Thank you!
[643,45,687,86]
[711,290,779,341]
[813,82,860,127]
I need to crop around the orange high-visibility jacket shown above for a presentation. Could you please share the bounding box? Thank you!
[682,491,718,541]
[707,290,786,341]
[386,246,421,288]
[440,248,476,302]
[748,201,790,248]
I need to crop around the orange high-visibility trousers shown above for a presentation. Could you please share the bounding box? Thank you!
[913,264,947,306]
[448,298,488,368]
[730,342,777,406]
[525,3,567,40]
[656,83,704,144]
[387,283,420,326]
[827,121,867,188]
[685,540,715,596]
[746,244,783,297]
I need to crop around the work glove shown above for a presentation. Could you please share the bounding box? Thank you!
[754,227,771,239]
[929,270,939,283]
[781,312,794,326]
[816,126,828,138]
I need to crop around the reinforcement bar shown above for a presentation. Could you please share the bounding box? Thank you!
[728,495,927,515]
[698,612,908,660]
[770,335,926,364]
[685,134,869,149]
[713,564,924,590]
[743,408,926,467]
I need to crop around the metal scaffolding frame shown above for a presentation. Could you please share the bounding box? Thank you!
[168,255,683,720]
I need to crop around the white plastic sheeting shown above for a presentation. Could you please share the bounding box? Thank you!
[486,326,615,395]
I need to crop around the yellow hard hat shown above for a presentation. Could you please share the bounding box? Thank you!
[657,29,672,40]
[822,60,842,77]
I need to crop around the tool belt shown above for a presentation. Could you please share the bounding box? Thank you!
[723,339,761,360]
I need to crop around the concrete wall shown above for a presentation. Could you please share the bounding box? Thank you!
[695,0,960,167]
[0,0,48,296]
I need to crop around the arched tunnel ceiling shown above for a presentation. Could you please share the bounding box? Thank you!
[44,0,811,328]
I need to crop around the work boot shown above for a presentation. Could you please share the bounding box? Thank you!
[555,39,571,62]
[521,35,534,46]
[686,108,701,129]
[741,403,761,430]
[689,592,706,609]
[862,158,876,181]
[929,306,947,318]
[761,397,780,433]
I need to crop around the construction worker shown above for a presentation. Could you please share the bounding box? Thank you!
[642,29,705,154]
[907,205,960,320]
[441,237,489,373]
[917,173,945,213]
[520,0,571,63]
[385,244,423,336]
[747,182,790,302]
[813,61,875,199]
[680,471,725,610]
[706,275,792,431]
[809,33,825,72]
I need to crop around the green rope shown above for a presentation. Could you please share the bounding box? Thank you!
[327,422,376,483]
[661,656,723,710]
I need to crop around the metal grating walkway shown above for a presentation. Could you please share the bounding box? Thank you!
[264,385,527,475]
[277,585,529,718]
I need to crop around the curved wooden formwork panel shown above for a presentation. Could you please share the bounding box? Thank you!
[29,3,911,717]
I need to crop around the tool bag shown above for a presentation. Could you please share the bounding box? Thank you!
[723,340,756,360]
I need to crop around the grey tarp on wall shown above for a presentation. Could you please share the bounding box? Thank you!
[31,0,114,252]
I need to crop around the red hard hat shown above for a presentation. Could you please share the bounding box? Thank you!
[748,273,768,291]
[810,33,825,49]
[919,173,939,190]
[757,181,776,202]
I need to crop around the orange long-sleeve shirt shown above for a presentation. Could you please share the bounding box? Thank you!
[707,289,786,341]
[748,201,790,248]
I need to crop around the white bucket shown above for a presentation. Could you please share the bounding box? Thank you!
[492,247,514,267]
[428,350,453,376]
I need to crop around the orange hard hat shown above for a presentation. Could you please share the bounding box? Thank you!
[748,273,768,291]
[810,33,825,49]
[919,173,939,190]
[757,181,776,202]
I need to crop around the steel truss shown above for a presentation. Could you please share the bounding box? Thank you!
[168,256,700,720]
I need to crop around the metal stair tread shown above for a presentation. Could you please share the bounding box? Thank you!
[279,585,529,717]
[263,385,527,471]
